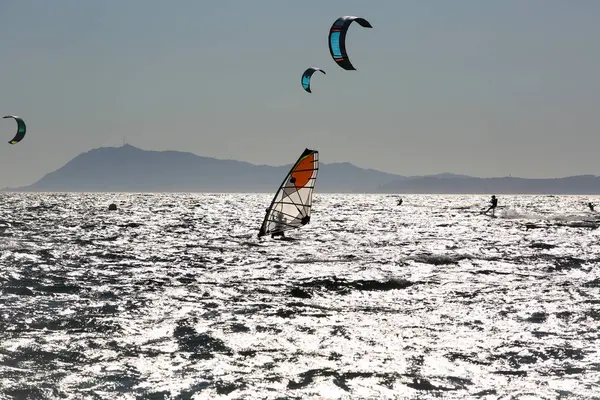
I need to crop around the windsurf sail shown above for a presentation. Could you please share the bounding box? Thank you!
[258,148,319,238]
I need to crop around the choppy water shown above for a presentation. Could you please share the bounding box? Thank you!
[1,193,599,399]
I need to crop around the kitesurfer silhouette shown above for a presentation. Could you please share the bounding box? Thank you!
[589,202,595,212]
[484,195,498,216]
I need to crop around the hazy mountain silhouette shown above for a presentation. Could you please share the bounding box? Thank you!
[5,145,599,194]
[7,145,403,193]
[377,175,600,194]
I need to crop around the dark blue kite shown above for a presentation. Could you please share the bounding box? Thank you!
[328,16,372,71]
[301,68,326,93]
[3,115,26,145]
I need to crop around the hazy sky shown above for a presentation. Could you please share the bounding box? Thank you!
[1,0,599,188]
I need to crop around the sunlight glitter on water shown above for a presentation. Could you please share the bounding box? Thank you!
[0,193,599,399]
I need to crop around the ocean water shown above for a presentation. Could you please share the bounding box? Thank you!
[0,193,599,400]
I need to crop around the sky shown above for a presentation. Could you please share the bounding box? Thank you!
[1,0,599,188]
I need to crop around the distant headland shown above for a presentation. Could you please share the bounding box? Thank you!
[4,145,599,194]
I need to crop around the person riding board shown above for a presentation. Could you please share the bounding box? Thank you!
[589,202,595,212]
[397,198,403,206]
[271,211,286,239]
[484,195,498,216]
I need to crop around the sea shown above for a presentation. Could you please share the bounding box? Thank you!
[1,193,599,400]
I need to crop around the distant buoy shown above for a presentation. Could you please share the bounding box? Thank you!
[108,203,117,211]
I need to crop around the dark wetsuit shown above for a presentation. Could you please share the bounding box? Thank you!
[485,196,498,215]
[271,212,286,238]
[589,203,595,212]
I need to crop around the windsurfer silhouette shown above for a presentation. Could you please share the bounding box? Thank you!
[589,202,595,212]
[484,195,498,216]
[271,212,286,239]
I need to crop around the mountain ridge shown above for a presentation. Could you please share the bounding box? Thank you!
[4,145,599,194]
[6,145,404,193]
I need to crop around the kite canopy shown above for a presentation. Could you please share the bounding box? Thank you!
[258,149,319,238]
[301,67,326,93]
[328,16,372,71]
[3,115,26,144]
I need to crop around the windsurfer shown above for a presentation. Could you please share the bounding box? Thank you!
[484,195,498,216]
[589,202,595,212]
[257,149,318,239]
[271,212,286,239]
